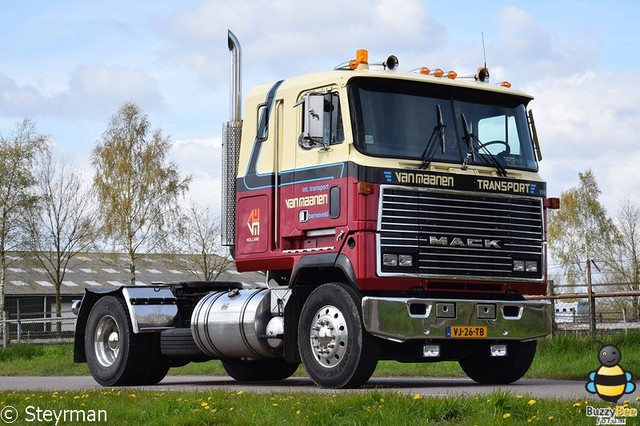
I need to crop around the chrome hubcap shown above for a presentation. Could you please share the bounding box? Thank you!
[94,315,120,367]
[309,305,348,368]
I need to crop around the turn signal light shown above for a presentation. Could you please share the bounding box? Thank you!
[545,197,560,209]
[357,182,374,195]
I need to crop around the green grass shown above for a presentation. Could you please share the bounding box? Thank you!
[1,333,640,380]
[0,389,624,425]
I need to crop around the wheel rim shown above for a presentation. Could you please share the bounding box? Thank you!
[94,315,120,367]
[309,305,348,368]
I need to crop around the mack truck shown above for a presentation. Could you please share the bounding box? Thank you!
[73,31,558,389]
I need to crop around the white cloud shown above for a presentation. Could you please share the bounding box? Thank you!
[170,137,222,215]
[531,70,640,212]
[0,66,163,120]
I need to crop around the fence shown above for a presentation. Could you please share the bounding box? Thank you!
[1,311,76,345]
[2,285,640,345]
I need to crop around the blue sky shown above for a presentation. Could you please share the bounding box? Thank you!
[1,0,639,213]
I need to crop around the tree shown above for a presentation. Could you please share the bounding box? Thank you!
[547,170,617,286]
[603,198,640,321]
[0,119,49,346]
[171,202,233,281]
[26,151,95,334]
[92,102,191,285]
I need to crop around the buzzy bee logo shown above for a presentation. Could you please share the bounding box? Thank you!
[585,343,638,424]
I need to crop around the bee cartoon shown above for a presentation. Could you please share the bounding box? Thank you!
[586,343,636,403]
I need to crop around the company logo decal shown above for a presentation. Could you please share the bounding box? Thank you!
[247,208,260,237]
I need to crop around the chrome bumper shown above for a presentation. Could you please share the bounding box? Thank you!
[361,297,552,342]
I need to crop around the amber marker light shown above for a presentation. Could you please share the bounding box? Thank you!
[356,49,368,64]
[447,70,457,80]
[420,67,431,75]
[500,81,512,88]
[357,182,374,195]
[434,68,444,77]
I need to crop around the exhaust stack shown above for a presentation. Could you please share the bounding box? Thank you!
[221,30,242,249]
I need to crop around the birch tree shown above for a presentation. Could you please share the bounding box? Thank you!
[604,198,640,320]
[547,169,617,286]
[0,119,48,346]
[171,202,233,281]
[27,152,95,334]
[92,102,191,285]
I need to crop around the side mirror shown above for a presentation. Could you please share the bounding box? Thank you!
[305,94,325,141]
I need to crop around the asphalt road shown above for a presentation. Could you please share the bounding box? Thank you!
[1,375,631,402]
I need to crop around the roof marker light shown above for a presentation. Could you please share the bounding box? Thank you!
[434,68,444,78]
[500,81,512,88]
[420,67,431,75]
[356,49,368,64]
[447,70,457,80]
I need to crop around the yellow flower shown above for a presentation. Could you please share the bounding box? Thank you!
[528,399,537,406]
[236,390,244,396]
[573,402,581,408]
[503,413,511,419]
[413,394,423,400]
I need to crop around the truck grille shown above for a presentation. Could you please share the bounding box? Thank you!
[378,186,544,281]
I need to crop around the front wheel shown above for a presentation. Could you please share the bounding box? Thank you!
[298,283,378,389]
[459,340,537,384]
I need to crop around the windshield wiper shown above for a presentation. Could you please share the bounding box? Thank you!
[418,105,446,170]
[460,113,507,177]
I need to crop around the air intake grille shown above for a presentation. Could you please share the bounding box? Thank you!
[378,186,544,281]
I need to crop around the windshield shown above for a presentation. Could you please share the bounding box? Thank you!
[348,77,538,172]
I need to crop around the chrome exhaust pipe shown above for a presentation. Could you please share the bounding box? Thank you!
[221,30,242,249]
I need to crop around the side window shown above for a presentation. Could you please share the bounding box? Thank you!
[299,92,344,149]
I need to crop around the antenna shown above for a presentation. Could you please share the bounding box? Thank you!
[476,31,490,82]
[481,31,487,69]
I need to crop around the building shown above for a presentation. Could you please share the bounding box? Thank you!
[2,253,266,341]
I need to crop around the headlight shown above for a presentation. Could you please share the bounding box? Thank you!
[398,254,413,267]
[513,260,525,272]
[383,254,398,267]
[525,261,538,273]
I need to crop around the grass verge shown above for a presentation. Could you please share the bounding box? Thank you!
[0,389,628,425]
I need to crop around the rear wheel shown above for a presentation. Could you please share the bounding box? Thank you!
[459,340,537,384]
[298,283,378,389]
[222,358,299,381]
[85,296,168,386]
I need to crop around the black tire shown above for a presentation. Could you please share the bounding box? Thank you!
[298,283,379,388]
[138,333,170,385]
[84,296,168,386]
[459,340,537,385]
[222,358,299,382]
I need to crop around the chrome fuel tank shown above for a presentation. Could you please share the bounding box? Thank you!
[191,288,279,359]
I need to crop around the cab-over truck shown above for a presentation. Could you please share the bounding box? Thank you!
[73,31,556,388]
